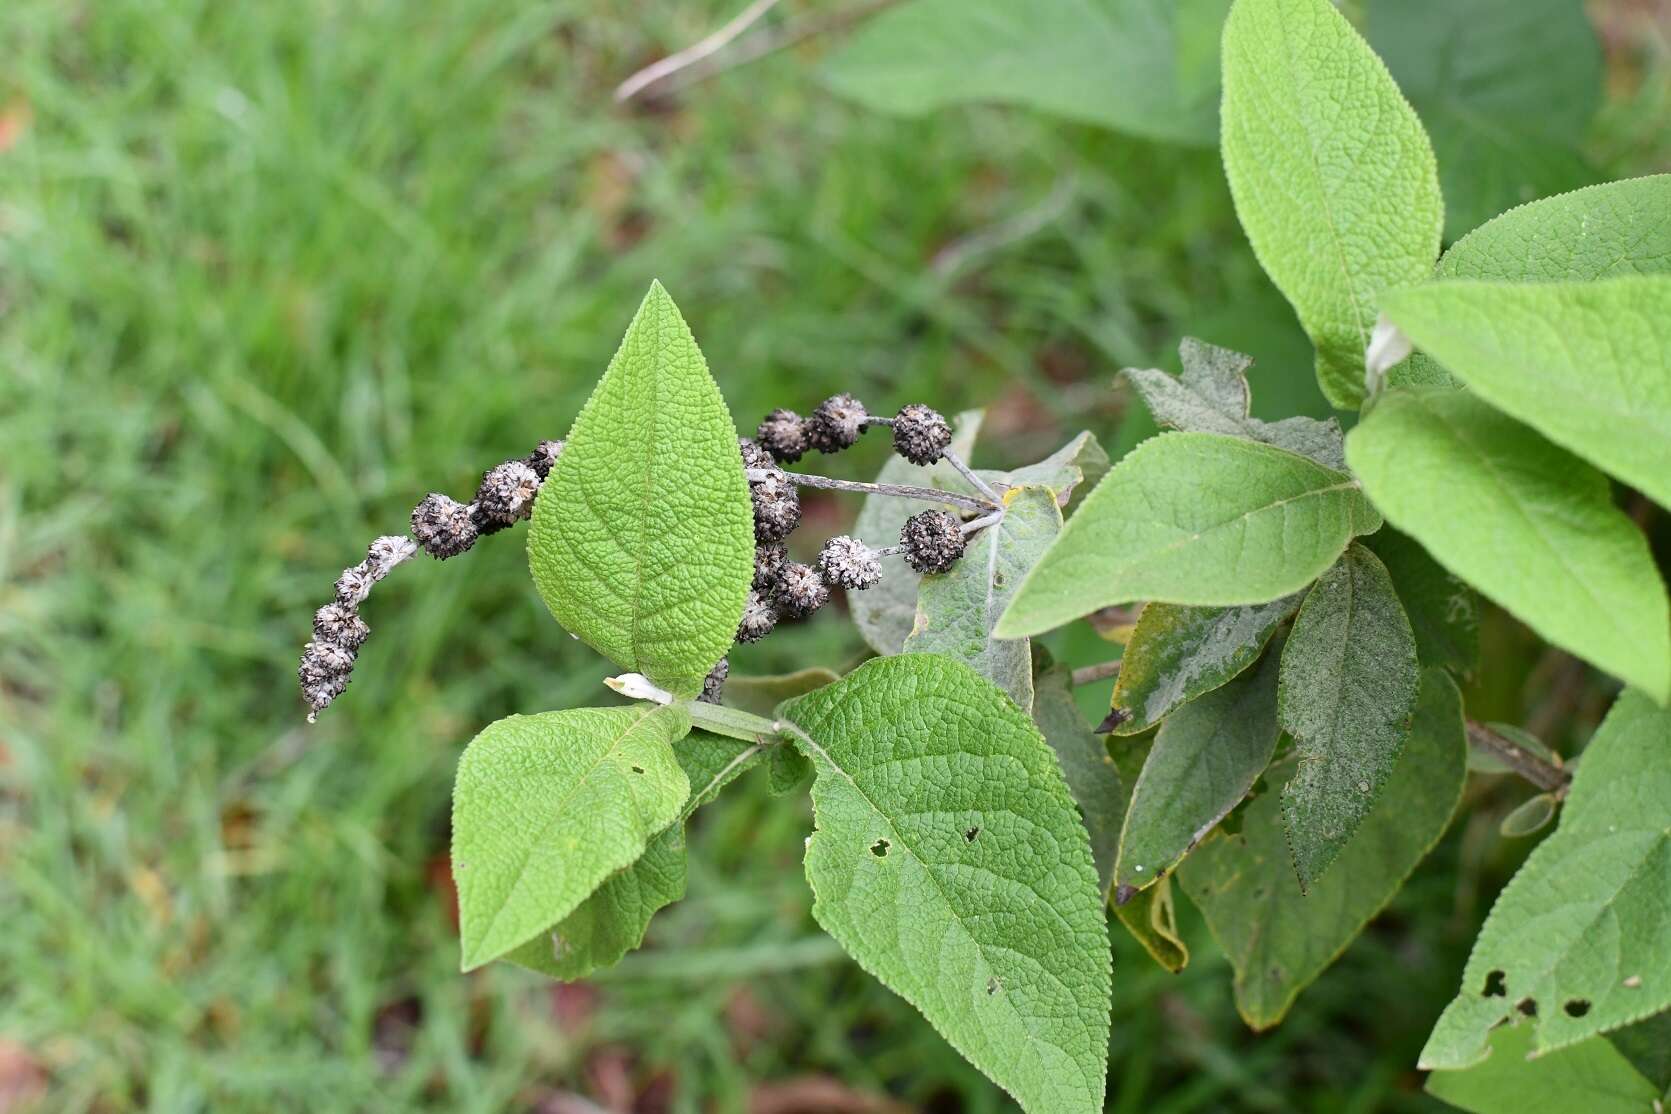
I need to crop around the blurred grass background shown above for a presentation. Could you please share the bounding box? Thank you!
[1,0,1667,1110]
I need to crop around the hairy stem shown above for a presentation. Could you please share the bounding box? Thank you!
[1465,720,1570,796]
[1070,660,1121,686]
[941,447,1003,503]
[684,699,787,745]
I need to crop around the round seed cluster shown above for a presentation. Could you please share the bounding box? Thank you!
[750,469,802,543]
[411,493,477,560]
[775,561,831,619]
[818,535,881,591]
[892,404,952,466]
[739,436,774,472]
[699,657,729,704]
[300,534,418,720]
[756,409,808,464]
[806,393,868,454]
[901,510,966,574]
[753,540,788,590]
[301,436,561,721]
[473,459,541,534]
[736,589,779,643]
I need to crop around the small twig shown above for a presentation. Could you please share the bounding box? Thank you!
[617,0,903,104]
[615,0,782,104]
[1465,720,1570,796]
[940,447,1003,504]
[765,468,998,514]
[1071,660,1121,687]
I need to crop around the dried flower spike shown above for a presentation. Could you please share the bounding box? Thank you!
[739,436,774,473]
[806,393,868,454]
[756,409,809,464]
[473,459,541,532]
[335,563,376,607]
[366,535,418,572]
[818,535,882,591]
[314,602,370,650]
[753,540,789,590]
[527,439,564,480]
[411,493,478,559]
[892,403,953,466]
[901,510,966,574]
[774,562,830,619]
[699,657,729,704]
[737,590,778,643]
[750,470,802,543]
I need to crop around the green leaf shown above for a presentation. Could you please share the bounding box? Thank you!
[821,0,1229,146]
[905,486,1063,711]
[1438,175,1671,282]
[1426,1023,1661,1114]
[780,655,1111,1114]
[528,282,754,697]
[1367,0,1602,240]
[980,431,1110,508]
[506,728,765,981]
[1346,388,1671,702]
[451,704,693,970]
[1115,878,1191,974]
[1609,1010,1671,1094]
[1124,338,1345,469]
[1420,688,1671,1068]
[1178,667,1467,1028]
[852,411,983,655]
[1499,793,1559,840]
[1220,0,1442,407]
[997,432,1380,638]
[1033,661,1125,899]
[1382,276,1671,511]
[1277,544,1419,891]
[1114,639,1282,896]
[1365,528,1479,675]
[1111,594,1301,734]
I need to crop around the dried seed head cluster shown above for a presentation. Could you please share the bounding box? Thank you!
[300,534,418,720]
[301,437,561,721]
[891,404,952,466]
[901,510,967,574]
[736,589,779,643]
[806,393,868,454]
[753,540,789,589]
[699,657,729,704]
[774,562,830,619]
[749,469,802,543]
[756,409,808,463]
[818,535,882,591]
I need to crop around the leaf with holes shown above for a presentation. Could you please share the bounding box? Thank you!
[1115,636,1283,896]
[1382,276,1671,511]
[528,281,754,697]
[852,411,984,655]
[1124,338,1345,469]
[1278,544,1419,891]
[1367,0,1602,240]
[1421,689,1671,1068]
[506,729,764,980]
[1366,528,1479,675]
[1179,668,1467,1027]
[1111,593,1301,734]
[1220,0,1442,407]
[1033,661,1125,899]
[1425,1022,1661,1114]
[906,486,1062,712]
[822,0,1230,146]
[780,655,1111,1114]
[451,704,692,970]
[997,432,1380,638]
[1347,388,1670,702]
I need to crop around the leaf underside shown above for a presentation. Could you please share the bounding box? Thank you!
[1032,661,1125,899]
[1180,668,1467,1028]
[1277,543,1420,892]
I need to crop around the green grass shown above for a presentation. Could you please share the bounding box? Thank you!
[2,1,1666,1110]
